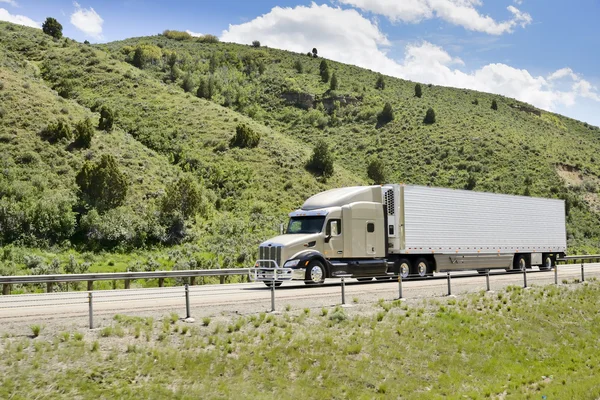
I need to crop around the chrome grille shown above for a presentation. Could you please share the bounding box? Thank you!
[258,245,282,268]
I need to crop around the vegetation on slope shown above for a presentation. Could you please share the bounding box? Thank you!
[1,20,600,276]
[2,281,600,398]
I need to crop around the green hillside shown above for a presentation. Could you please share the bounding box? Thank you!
[1,22,599,275]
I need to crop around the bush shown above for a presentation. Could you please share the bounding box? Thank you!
[377,102,394,125]
[367,158,387,184]
[196,34,219,43]
[294,60,303,73]
[491,99,498,110]
[163,30,192,41]
[330,72,338,90]
[252,40,260,47]
[132,44,162,69]
[415,83,422,98]
[74,117,94,148]
[182,73,194,93]
[229,124,260,149]
[161,175,207,220]
[423,107,436,124]
[306,139,334,178]
[76,154,128,212]
[42,118,72,142]
[375,74,385,90]
[197,76,215,100]
[42,17,62,39]
[98,105,114,131]
[55,79,74,99]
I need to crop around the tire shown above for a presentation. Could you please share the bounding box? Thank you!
[304,260,326,285]
[397,258,410,279]
[414,258,429,278]
[539,255,554,271]
[264,281,283,287]
[514,254,528,271]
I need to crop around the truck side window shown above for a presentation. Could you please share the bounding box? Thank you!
[367,222,375,233]
[326,219,342,236]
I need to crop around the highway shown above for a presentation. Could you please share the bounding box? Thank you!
[0,263,598,326]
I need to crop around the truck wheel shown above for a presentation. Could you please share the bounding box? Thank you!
[514,254,528,271]
[305,260,325,285]
[397,258,410,279]
[539,255,553,271]
[264,281,283,287]
[414,258,429,278]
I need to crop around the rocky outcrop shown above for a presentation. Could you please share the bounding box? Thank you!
[280,91,363,111]
[280,91,316,109]
[510,103,542,117]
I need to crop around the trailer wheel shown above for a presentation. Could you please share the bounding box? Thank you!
[264,281,283,287]
[304,260,326,285]
[397,258,410,279]
[514,254,528,271]
[539,255,554,271]
[414,258,429,278]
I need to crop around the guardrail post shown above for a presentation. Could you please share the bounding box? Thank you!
[446,272,452,296]
[554,264,558,285]
[47,282,53,293]
[486,270,491,292]
[2,283,9,295]
[185,284,191,319]
[398,274,403,299]
[158,278,164,288]
[87,281,93,291]
[270,278,276,313]
[581,262,585,282]
[88,292,94,329]
[124,279,130,289]
[341,276,346,305]
[523,267,528,288]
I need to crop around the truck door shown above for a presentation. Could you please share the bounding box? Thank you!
[325,219,343,258]
[366,221,376,255]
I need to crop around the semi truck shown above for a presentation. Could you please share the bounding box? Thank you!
[255,184,567,285]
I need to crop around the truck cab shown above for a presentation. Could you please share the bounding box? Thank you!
[255,186,389,285]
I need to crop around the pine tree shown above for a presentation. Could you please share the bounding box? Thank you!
[423,107,436,124]
[491,99,498,110]
[42,17,63,39]
[377,102,394,125]
[375,75,385,90]
[415,83,422,98]
[76,155,128,212]
[306,140,334,178]
[330,72,338,90]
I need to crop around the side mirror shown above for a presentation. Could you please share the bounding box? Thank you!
[324,235,331,244]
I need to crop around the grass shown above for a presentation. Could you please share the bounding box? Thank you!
[2,281,600,397]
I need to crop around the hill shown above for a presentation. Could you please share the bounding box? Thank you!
[0,22,599,275]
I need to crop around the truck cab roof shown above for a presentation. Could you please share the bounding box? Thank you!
[300,185,383,210]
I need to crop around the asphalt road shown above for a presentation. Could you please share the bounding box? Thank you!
[1,263,598,326]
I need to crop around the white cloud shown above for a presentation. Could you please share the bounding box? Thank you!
[186,30,203,37]
[0,0,19,7]
[337,0,532,35]
[220,3,599,122]
[70,2,103,39]
[0,7,39,28]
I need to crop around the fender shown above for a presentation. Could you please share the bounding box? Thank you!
[288,250,330,277]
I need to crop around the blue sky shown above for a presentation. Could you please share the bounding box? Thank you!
[2,0,599,126]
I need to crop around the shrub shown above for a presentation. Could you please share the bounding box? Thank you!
[229,124,260,149]
[377,102,394,125]
[182,73,194,93]
[74,117,94,148]
[294,60,303,73]
[367,158,387,184]
[30,325,43,338]
[197,76,215,100]
[132,44,162,69]
[76,154,128,212]
[55,79,74,99]
[375,74,385,90]
[415,83,422,98]
[472,99,479,105]
[98,105,114,131]
[491,99,498,110]
[252,40,260,47]
[196,34,219,43]
[42,118,72,142]
[84,40,90,45]
[42,17,62,39]
[306,139,334,178]
[163,30,192,41]
[161,175,207,220]
[330,72,338,90]
[423,107,436,124]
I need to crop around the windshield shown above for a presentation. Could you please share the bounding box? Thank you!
[286,216,325,234]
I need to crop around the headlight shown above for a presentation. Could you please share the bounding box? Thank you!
[284,259,300,267]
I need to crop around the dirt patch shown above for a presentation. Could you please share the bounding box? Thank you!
[556,164,600,212]
[556,163,583,187]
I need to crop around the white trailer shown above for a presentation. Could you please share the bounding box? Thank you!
[255,184,566,285]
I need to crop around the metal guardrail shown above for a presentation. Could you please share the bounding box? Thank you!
[0,268,250,295]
